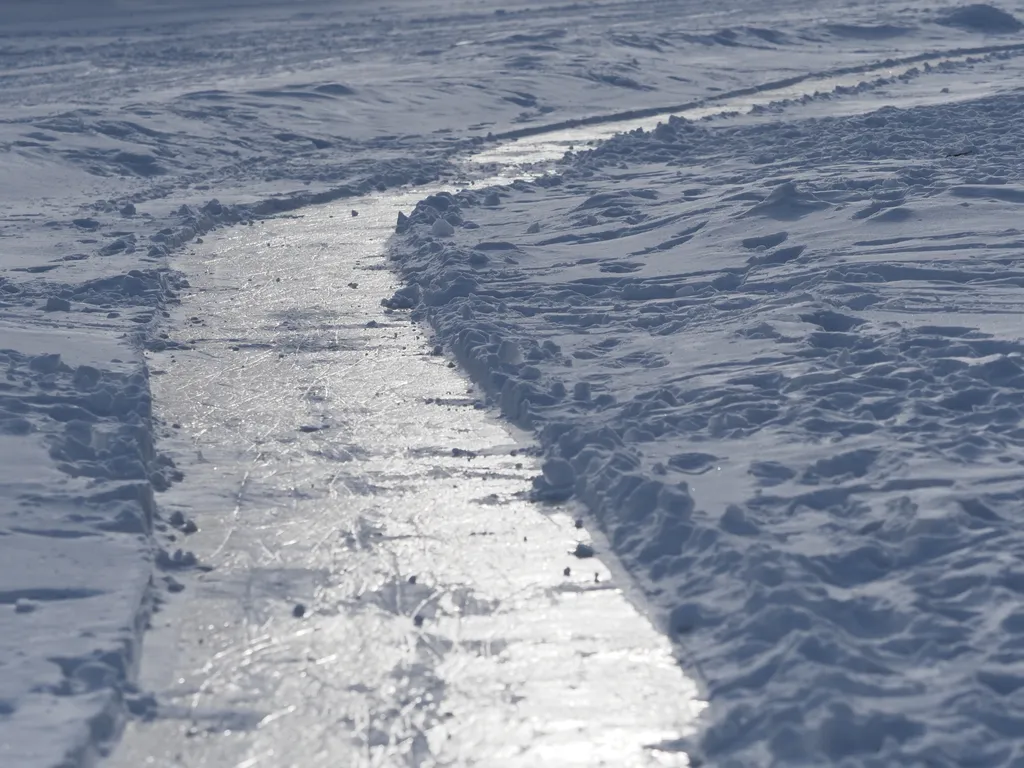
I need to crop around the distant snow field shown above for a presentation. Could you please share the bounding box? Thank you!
[4,0,1024,765]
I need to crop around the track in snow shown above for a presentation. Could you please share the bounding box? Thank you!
[112,193,703,767]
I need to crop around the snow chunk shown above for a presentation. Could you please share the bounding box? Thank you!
[431,217,456,237]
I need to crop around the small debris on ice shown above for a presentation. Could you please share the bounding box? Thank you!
[572,542,595,559]
[292,603,306,618]
[563,567,571,577]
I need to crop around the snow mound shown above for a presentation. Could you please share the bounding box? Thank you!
[744,182,831,220]
[938,4,1023,33]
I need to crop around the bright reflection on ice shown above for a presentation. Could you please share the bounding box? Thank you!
[467,53,982,171]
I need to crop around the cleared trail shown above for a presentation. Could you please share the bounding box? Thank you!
[111,195,704,767]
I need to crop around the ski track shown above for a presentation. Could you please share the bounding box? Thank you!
[3,0,1024,764]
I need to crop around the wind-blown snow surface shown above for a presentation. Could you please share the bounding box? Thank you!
[6,0,1024,764]
[389,91,1024,763]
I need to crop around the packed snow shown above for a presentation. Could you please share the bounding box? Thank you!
[109,199,704,767]
[4,0,1024,765]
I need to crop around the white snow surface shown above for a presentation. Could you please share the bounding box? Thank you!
[4,0,1024,764]
[390,58,1024,768]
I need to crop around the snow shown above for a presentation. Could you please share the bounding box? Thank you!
[5,0,1024,764]
[388,65,1024,766]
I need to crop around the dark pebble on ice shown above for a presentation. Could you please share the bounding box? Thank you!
[156,548,198,569]
[573,542,595,559]
[351,210,358,217]
[348,282,358,289]
[292,603,306,618]
[182,520,198,535]
[563,567,571,577]
[574,518,584,529]
[408,575,417,584]
[366,320,379,328]
[169,510,186,527]
[413,614,424,627]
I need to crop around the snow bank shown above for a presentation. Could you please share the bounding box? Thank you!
[0,331,166,765]
[389,90,1024,764]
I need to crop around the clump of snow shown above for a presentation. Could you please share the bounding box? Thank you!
[744,181,830,220]
[938,4,1023,33]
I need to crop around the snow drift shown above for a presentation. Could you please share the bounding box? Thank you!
[389,88,1024,765]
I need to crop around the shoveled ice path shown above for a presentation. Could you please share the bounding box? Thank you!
[111,193,703,767]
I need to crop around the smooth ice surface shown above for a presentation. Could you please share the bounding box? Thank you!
[111,196,703,767]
